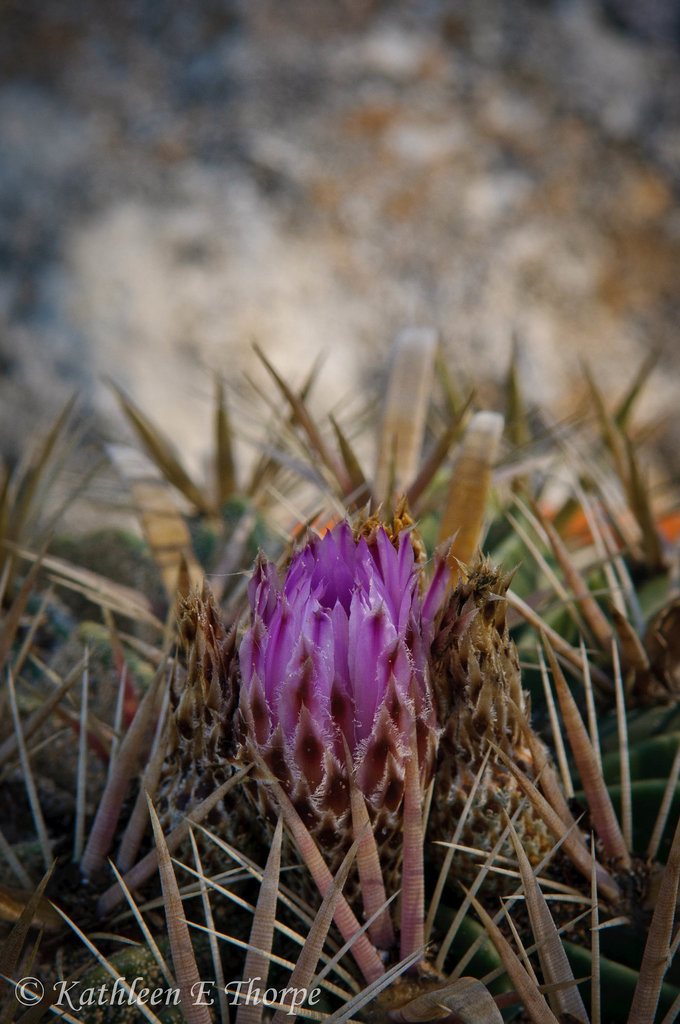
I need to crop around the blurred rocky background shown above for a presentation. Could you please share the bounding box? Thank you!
[1,0,679,481]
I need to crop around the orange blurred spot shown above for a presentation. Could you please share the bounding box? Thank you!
[541,503,680,548]
[290,515,341,540]
[658,509,680,545]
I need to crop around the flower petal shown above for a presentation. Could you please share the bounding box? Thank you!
[349,588,398,742]
[276,637,333,741]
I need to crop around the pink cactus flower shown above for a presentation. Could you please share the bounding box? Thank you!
[236,520,449,846]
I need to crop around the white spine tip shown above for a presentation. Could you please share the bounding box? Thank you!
[467,410,505,442]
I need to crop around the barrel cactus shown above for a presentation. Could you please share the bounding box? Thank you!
[1,334,680,1023]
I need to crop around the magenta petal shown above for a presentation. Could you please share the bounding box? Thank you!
[276,636,333,740]
[241,672,272,747]
[349,589,398,742]
[332,520,358,573]
[329,679,355,753]
[284,550,315,605]
[302,603,333,661]
[263,598,297,704]
[291,703,328,790]
[395,531,417,608]
[240,615,267,684]
[248,558,279,619]
[371,528,401,617]
[313,527,355,610]
[386,638,415,701]
[398,579,419,635]
[300,607,335,707]
[421,554,450,636]
[356,699,404,800]
[330,600,350,686]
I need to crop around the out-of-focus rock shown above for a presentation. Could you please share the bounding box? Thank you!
[0,0,678,480]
